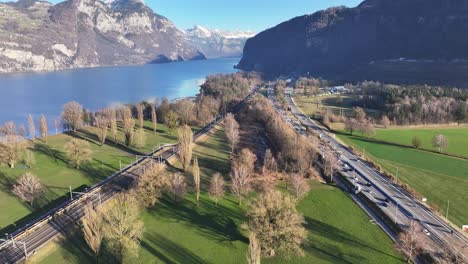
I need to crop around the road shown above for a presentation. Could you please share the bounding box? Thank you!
[0,88,257,264]
[267,84,468,259]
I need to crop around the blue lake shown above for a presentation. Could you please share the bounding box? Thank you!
[0,57,238,126]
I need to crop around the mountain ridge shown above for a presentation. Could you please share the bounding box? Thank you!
[0,0,205,73]
[237,0,468,86]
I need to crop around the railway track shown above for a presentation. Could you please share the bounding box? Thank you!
[0,88,257,263]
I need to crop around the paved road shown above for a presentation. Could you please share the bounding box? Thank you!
[0,88,257,264]
[267,84,468,259]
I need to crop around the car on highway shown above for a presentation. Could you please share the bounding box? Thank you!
[423,229,431,236]
[365,182,372,187]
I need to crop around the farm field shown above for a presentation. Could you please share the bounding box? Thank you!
[0,120,180,231]
[293,95,380,118]
[337,133,468,228]
[367,126,468,158]
[30,128,403,264]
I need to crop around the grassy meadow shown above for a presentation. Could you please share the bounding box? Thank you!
[28,128,403,264]
[0,120,180,231]
[293,95,381,118]
[367,126,468,158]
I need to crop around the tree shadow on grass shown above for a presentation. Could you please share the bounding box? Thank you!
[34,143,68,164]
[303,216,404,263]
[0,171,16,192]
[152,196,247,246]
[143,233,210,264]
[68,130,145,156]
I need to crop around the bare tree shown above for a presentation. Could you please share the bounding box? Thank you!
[225,113,240,154]
[168,172,187,202]
[174,99,194,125]
[18,124,26,138]
[353,107,367,123]
[344,118,357,135]
[263,149,278,173]
[104,193,144,262]
[287,174,310,200]
[94,114,109,146]
[208,172,225,205]
[363,121,375,138]
[38,114,48,142]
[230,148,256,205]
[165,110,179,129]
[323,149,338,183]
[121,107,135,147]
[82,206,104,259]
[62,101,83,132]
[247,232,261,264]
[12,172,44,206]
[132,163,168,208]
[136,103,144,130]
[0,121,17,135]
[178,125,193,172]
[192,156,201,205]
[396,220,428,263]
[151,104,157,132]
[247,190,307,257]
[28,114,35,139]
[104,107,118,143]
[432,134,448,153]
[381,115,391,128]
[64,138,92,169]
[0,135,29,168]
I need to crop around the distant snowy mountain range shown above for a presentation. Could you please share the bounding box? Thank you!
[185,25,255,58]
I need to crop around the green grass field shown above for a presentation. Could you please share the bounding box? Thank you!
[337,133,468,228]
[293,95,380,118]
[29,128,402,264]
[0,120,180,231]
[367,126,468,158]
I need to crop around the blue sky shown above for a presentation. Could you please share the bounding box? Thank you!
[3,0,363,32]
[148,0,363,32]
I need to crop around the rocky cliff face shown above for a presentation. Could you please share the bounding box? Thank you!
[237,0,468,85]
[0,0,205,73]
[185,25,255,58]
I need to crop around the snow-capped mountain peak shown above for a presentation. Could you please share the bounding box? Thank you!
[185,25,255,40]
[184,25,255,58]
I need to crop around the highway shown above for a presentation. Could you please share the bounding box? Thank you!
[0,88,257,264]
[267,84,468,260]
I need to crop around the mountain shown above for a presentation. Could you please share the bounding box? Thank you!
[185,25,255,58]
[0,0,205,73]
[238,0,468,86]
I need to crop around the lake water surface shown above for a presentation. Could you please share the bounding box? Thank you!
[0,58,238,127]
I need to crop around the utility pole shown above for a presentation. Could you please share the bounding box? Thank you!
[69,186,73,200]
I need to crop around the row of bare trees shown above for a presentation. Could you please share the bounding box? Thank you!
[346,81,468,125]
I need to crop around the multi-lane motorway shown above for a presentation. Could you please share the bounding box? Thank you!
[267,84,467,259]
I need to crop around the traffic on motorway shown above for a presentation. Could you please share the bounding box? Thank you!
[266,82,468,259]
